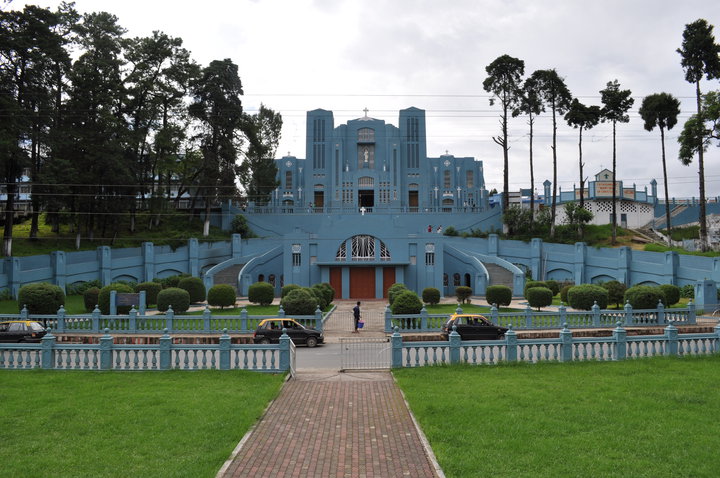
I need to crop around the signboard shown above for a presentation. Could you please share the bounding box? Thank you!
[595,181,620,197]
[116,293,140,307]
[623,188,635,200]
[574,188,589,200]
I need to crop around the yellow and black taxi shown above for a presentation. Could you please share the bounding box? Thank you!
[253,318,324,348]
[0,320,47,343]
[441,314,508,341]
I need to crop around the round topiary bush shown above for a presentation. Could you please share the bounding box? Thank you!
[560,284,573,304]
[207,284,237,309]
[524,280,548,298]
[455,286,472,304]
[281,288,319,315]
[422,287,440,305]
[567,284,608,310]
[624,285,665,310]
[391,290,423,314]
[312,283,333,308]
[388,283,408,305]
[157,287,191,313]
[601,280,627,308]
[17,282,65,315]
[98,282,135,315]
[485,285,512,307]
[83,287,100,312]
[527,287,554,310]
[319,283,335,303]
[309,285,329,310]
[135,281,162,306]
[281,283,301,298]
[658,284,680,306]
[544,280,560,296]
[178,276,206,303]
[248,281,275,306]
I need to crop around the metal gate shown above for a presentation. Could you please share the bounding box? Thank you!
[340,337,391,370]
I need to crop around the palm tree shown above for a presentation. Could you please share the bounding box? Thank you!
[564,99,601,210]
[513,75,543,220]
[483,54,525,213]
[677,19,720,250]
[530,69,572,234]
[638,93,681,245]
[600,79,634,245]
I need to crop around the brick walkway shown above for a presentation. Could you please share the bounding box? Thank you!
[218,372,442,478]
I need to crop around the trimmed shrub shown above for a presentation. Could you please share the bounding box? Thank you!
[455,286,472,304]
[524,280,548,298]
[422,287,440,305]
[207,284,237,309]
[153,273,190,289]
[391,290,423,314]
[157,287,191,313]
[281,283,301,298]
[485,285,512,307]
[135,282,162,306]
[624,285,665,310]
[231,214,253,237]
[560,285,573,304]
[98,283,135,315]
[248,281,275,306]
[66,279,101,296]
[680,284,694,299]
[567,284,608,310]
[659,284,680,306]
[309,285,329,310]
[319,282,335,303]
[544,280,560,296]
[313,283,334,307]
[388,283,408,305]
[83,287,100,312]
[17,282,65,315]
[178,276,206,303]
[281,288,319,315]
[527,287,553,310]
[601,280,627,308]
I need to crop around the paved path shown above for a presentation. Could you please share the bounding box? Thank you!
[217,371,442,478]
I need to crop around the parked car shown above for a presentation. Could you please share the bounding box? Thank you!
[0,320,47,343]
[253,318,324,347]
[441,314,508,341]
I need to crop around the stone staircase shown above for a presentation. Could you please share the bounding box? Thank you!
[212,264,244,294]
[484,263,514,289]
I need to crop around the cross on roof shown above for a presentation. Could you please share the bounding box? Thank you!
[363,107,369,117]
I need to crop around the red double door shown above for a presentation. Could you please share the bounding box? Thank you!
[329,267,396,299]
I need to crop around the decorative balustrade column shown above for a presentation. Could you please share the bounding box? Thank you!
[560,324,573,362]
[100,329,113,370]
[449,326,461,364]
[159,329,172,370]
[612,322,627,361]
[219,329,230,370]
[385,306,393,333]
[505,326,517,362]
[56,306,66,333]
[391,327,403,367]
[664,322,678,356]
[41,329,56,369]
[279,329,291,372]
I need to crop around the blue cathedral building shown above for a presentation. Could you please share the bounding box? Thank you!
[226,107,507,299]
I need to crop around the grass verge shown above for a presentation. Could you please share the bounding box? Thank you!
[0,370,284,478]
[394,355,720,478]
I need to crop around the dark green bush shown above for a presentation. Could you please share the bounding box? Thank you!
[157,287,191,313]
[18,282,65,315]
[98,283,135,315]
[524,280,548,298]
[455,286,472,304]
[66,279,101,296]
[178,276,206,303]
[567,284,608,310]
[135,282,162,306]
[485,285,512,307]
[281,288,319,315]
[544,280,560,296]
[319,283,335,303]
[207,284,237,309]
[601,280,627,308]
[391,290,423,314]
[422,287,440,305]
[527,287,553,310]
[680,284,694,299]
[659,284,680,306]
[248,281,275,306]
[153,273,190,289]
[281,283,301,298]
[83,287,100,312]
[309,285,329,310]
[231,214,253,237]
[443,226,459,237]
[312,283,334,307]
[560,285,573,304]
[388,283,408,305]
[624,285,665,310]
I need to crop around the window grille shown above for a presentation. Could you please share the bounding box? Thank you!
[352,235,375,261]
[425,252,435,266]
[336,241,346,260]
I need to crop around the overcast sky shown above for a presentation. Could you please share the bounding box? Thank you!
[14,0,720,198]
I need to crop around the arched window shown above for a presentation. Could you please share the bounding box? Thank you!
[358,128,375,142]
[453,273,461,287]
[269,274,276,287]
[336,235,391,261]
[443,273,448,287]
[258,274,265,282]
[464,273,471,287]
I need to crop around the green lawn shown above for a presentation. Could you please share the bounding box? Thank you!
[394,355,720,478]
[0,370,284,478]
[0,295,86,315]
